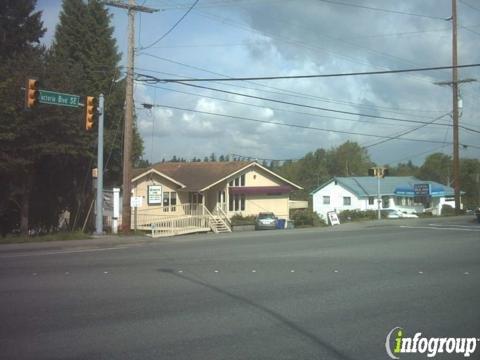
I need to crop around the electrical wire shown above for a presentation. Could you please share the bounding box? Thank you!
[138,0,199,51]
[316,0,446,20]
[138,82,416,128]
[139,102,480,149]
[362,112,452,149]
[138,78,480,133]
[136,63,480,82]
[137,53,448,115]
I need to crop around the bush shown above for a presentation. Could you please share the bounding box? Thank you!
[441,204,465,216]
[291,209,326,227]
[338,209,377,222]
[230,214,256,226]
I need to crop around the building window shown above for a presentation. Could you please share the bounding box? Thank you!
[323,196,330,205]
[171,192,177,211]
[229,194,245,211]
[343,197,351,206]
[368,197,374,205]
[163,191,170,212]
[230,174,246,187]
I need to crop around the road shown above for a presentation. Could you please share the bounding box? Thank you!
[0,216,479,359]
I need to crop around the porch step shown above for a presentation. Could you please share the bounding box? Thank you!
[210,217,231,233]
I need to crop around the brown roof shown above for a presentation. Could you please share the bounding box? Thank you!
[133,161,252,191]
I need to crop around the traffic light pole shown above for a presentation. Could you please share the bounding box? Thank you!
[95,94,105,235]
[377,175,381,220]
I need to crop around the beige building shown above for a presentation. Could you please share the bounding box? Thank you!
[130,161,302,237]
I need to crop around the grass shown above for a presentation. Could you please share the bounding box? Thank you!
[0,231,91,245]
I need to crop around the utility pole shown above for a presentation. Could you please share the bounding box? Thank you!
[95,94,105,235]
[104,0,157,232]
[451,0,461,214]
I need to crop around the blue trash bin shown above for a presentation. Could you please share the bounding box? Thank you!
[276,219,286,229]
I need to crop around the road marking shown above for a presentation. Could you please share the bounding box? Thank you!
[428,224,479,229]
[464,272,470,275]
[214,270,219,273]
[252,270,256,273]
[104,271,109,274]
[400,225,480,232]
[0,246,132,259]
[418,271,424,274]
[178,270,183,273]
[290,270,295,273]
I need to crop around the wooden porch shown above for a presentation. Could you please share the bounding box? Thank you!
[131,203,231,238]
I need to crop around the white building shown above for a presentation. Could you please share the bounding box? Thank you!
[311,176,459,221]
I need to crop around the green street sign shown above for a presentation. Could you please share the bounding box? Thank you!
[38,90,81,108]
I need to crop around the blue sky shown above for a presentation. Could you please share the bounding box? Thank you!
[36,0,480,166]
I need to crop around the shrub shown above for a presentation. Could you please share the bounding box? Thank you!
[338,209,377,222]
[230,214,256,226]
[291,209,326,227]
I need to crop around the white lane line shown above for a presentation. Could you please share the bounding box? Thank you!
[400,225,480,232]
[0,246,132,259]
[428,224,479,229]
[290,270,295,273]
[214,270,219,273]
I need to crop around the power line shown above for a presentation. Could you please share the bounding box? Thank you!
[459,0,480,12]
[363,112,452,149]
[317,0,446,20]
[137,53,448,115]
[139,102,480,149]
[138,0,199,51]
[136,63,480,82]
[137,78,480,133]
[138,82,417,128]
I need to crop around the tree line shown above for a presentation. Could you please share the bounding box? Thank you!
[0,0,143,236]
[159,141,480,209]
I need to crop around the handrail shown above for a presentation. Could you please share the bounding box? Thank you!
[216,205,230,225]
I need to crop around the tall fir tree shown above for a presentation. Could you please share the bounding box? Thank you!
[0,0,46,235]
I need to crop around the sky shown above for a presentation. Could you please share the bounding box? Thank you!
[36,0,480,166]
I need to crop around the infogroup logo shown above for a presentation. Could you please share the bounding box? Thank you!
[385,327,479,359]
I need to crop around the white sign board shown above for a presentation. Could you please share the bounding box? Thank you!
[327,211,340,226]
[148,185,162,205]
[130,196,143,208]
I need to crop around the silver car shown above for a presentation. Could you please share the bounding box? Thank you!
[255,212,278,230]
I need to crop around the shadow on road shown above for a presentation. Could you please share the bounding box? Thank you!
[157,268,356,360]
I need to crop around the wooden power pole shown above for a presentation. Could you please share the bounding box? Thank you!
[104,0,157,231]
[451,0,461,213]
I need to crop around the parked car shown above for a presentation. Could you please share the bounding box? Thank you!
[474,208,480,223]
[255,212,278,230]
[382,209,418,219]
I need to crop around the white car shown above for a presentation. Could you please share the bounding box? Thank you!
[383,209,418,219]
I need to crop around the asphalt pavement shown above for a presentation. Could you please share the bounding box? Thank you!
[0,216,479,359]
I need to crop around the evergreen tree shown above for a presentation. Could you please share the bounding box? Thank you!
[0,0,46,235]
[43,0,144,230]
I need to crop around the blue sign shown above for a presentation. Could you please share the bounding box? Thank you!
[414,183,431,196]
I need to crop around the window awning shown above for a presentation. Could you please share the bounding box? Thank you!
[229,186,292,195]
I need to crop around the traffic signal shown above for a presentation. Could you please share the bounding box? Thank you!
[25,78,39,109]
[85,96,95,130]
[368,167,389,178]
